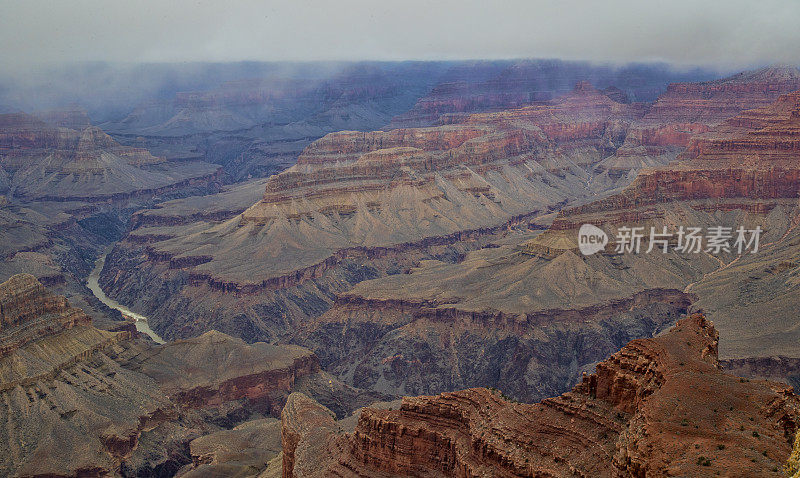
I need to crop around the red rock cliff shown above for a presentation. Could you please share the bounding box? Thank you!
[282,314,800,477]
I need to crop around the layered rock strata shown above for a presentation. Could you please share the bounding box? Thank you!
[388,59,718,128]
[283,315,800,477]
[0,275,373,476]
[0,113,221,202]
[101,83,648,341]
[597,65,800,176]
[524,86,800,365]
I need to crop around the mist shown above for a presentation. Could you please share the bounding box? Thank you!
[2,0,799,69]
[2,0,796,122]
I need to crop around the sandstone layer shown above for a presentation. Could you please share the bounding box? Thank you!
[597,65,800,177]
[283,315,800,477]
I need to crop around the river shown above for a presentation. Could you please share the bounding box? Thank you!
[87,247,166,344]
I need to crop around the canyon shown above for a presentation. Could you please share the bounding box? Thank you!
[527,84,800,362]
[94,65,800,406]
[2,59,800,476]
[0,110,224,337]
[98,80,657,343]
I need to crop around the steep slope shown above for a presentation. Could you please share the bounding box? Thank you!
[0,111,225,336]
[285,78,800,402]
[0,274,171,476]
[0,274,379,476]
[100,84,647,342]
[283,314,800,477]
[597,65,800,176]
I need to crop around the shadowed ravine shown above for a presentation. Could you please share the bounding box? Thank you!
[87,246,166,344]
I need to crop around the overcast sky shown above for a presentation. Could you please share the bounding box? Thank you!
[2,0,799,70]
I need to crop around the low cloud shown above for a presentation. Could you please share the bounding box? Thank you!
[1,0,798,70]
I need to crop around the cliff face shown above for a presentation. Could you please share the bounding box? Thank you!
[292,241,701,402]
[131,331,321,415]
[525,86,800,364]
[0,274,171,477]
[0,273,90,355]
[283,315,800,477]
[597,65,800,176]
[548,88,800,230]
[0,275,367,477]
[643,66,800,127]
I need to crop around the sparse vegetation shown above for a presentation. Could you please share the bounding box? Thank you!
[697,456,712,466]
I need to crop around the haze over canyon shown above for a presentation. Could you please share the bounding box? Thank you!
[3,2,800,475]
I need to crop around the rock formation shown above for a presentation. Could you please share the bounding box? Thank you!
[388,59,717,128]
[292,244,700,401]
[0,274,377,476]
[522,85,800,371]
[283,314,800,477]
[596,65,800,177]
[102,63,451,181]
[278,74,800,403]
[32,106,92,130]
[100,82,651,342]
[0,112,221,201]
[96,65,800,347]
[0,273,91,356]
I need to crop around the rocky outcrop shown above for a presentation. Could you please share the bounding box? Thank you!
[283,314,800,477]
[133,331,321,415]
[0,273,90,357]
[281,393,345,478]
[184,418,283,477]
[0,275,377,476]
[0,275,171,477]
